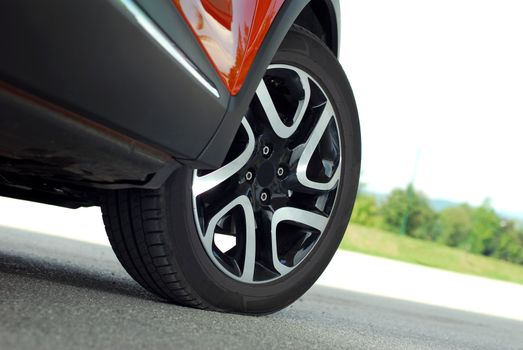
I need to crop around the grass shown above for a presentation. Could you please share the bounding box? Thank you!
[340,224,523,285]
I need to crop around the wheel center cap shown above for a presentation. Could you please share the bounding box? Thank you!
[257,161,275,187]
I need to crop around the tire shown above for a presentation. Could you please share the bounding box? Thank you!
[101,25,361,314]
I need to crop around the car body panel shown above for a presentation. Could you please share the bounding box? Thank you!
[173,0,285,95]
[0,1,234,162]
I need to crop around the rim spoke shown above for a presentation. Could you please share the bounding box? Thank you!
[202,195,256,281]
[296,101,340,191]
[193,118,255,197]
[240,215,257,282]
[193,64,342,283]
[256,66,311,139]
[271,207,328,274]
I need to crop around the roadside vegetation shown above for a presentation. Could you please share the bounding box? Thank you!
[341,224,523,285]
[340,186,523,284]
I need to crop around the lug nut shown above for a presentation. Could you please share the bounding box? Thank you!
[262,145,272,158]
[245,170,254,182]
[277,167,285,178]
[260,190,270,204]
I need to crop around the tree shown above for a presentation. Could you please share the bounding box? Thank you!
[351,193,381,227]
[380,185,437,239]
[437,205,473,247]
[490,220,523,264]
[467,202,501,255]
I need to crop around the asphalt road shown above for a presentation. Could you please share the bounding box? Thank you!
[1,226,522,350]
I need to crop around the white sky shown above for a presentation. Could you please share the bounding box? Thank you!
[338,0,523,214]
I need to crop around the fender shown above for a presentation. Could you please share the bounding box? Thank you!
[173,0,285,96]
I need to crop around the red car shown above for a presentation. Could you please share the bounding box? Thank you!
[0,0,360,314]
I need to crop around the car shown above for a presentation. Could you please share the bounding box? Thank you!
[0,0,360,314]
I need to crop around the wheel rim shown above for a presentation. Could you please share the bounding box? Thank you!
[192,64,342,284]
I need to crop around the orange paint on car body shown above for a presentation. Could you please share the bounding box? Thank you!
[173,0,285,95]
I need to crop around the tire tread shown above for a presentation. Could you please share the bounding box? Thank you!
[101,189,209,309]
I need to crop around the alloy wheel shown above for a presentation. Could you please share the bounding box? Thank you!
[192,64,342,284]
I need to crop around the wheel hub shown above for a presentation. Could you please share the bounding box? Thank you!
[256,161,275,188]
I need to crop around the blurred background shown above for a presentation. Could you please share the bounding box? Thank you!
[341,0,523,215]
[0,0,522,320]
[334,0,523,284]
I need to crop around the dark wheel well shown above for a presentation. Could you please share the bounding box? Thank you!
[294,0,338,56]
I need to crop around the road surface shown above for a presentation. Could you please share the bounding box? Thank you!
[1,226,522,350]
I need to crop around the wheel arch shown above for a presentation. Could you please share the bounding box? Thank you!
[295,0,340,57]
